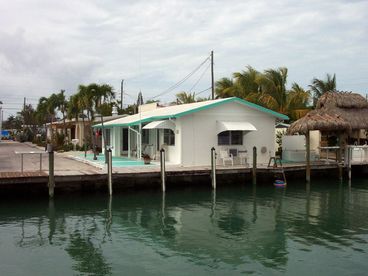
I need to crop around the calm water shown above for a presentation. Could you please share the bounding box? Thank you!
[1,179,368,275]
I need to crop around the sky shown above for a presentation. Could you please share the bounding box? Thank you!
[0,0,367,117]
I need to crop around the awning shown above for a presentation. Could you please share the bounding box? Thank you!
[142,120,176,131]
[216,121,257,134]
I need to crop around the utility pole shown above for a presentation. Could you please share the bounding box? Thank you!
[121,79,124,110]
[211,50,214,100]
[23,97,26,130]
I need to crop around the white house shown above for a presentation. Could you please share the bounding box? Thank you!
[93,97,289,166]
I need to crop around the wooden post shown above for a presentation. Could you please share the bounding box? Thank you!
[39,153,42,172]
[211,147,216,189]
[21,153,24,173]
[107,148,113,196]
[252,146,257,185]
[348,146,352,180]
[338,133,343,180]
[160,148,166,192]
[306,131,311,182]
[47,144,55,198]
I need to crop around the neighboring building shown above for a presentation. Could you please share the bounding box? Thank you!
[47,118,90,146]
[275,122,290,151]
[46,114,127,147]
[94,97,288,166]
[288,91,368,162]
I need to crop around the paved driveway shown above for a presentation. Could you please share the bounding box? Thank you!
[0,141,101,175]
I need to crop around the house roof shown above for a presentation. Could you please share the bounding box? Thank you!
[93,97,289,128]
[288,91,368,134]
[46,114,127,127]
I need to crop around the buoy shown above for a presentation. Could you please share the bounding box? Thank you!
[274,180,286,187]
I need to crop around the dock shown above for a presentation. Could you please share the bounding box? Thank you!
[0,141,367,196]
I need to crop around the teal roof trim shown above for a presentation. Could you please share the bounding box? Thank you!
[93,97,289,128]
[172,97,289,120]
[234,98,289,120]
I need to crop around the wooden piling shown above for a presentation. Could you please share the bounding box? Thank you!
[348,146,352,180]
[338,133,343,180]
[252,146,257,185]
[160,148,166,192]
[211,147,216,189]
[107,149,112,196]
[47,144,55,198]
[306,131,311,182]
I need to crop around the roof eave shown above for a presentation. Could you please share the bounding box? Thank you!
[93,97,289,127]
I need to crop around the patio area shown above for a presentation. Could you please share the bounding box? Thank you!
[77,153,158,168]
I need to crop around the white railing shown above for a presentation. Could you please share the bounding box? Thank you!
[318,146,340,163]
[282,149,318,162]
[345,145,368,165]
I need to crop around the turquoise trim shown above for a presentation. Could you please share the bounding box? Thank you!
[92,97,289,128]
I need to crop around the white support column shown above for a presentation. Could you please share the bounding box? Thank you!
[136,129,138,158]
[128,127,131,159]
[139,123,142,159]
[101,129,105,155]
[113,126,121,156]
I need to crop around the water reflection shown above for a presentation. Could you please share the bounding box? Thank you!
[0,180,368,275]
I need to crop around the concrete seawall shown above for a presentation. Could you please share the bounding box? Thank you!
[1,165,366,197]
[1,141,367,197]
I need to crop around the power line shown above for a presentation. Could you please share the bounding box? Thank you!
[149,55,211,100]
[196,87,212,96]
[189,63,211,93]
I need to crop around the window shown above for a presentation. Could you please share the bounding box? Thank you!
[164,129,175,145]
[218,131,243,145]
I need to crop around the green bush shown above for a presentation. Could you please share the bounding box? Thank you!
[54,132,65,148]
[62,143,74,152]
[17,133,27,143]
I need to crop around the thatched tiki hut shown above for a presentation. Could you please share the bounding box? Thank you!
[288,91,368,181]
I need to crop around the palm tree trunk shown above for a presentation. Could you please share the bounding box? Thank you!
[87,112,95,153]
[62,111,67,140]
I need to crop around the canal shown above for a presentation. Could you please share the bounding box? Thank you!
[0,179,367,275]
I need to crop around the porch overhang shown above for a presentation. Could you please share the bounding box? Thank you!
[142,120,176,131]
[216,121,257,134]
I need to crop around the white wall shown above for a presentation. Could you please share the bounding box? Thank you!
[310,130,321,153]
[178,101,277,166]
[165,120,182,164]
[282,132,320,161]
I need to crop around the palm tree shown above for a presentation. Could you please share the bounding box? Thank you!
[20,104,36,127]
[56,90,68,136]
[215,77,236,98]
[255,67,288,114]
[233,65,260,98]
[35,97,51,141]
[214,65,312,121]
[75,83,115,153]
[67,94,82,121]
[176,92,196,104]
[309,73,336,105]
[45,94,59,142]
[286,83,311,120]
[215,66,261,99]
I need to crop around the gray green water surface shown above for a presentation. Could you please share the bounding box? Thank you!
[1,179,368,275]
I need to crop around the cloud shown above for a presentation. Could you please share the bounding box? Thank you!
[0,0,367,114]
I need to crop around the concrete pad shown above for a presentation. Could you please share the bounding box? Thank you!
[0,141,101,174]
